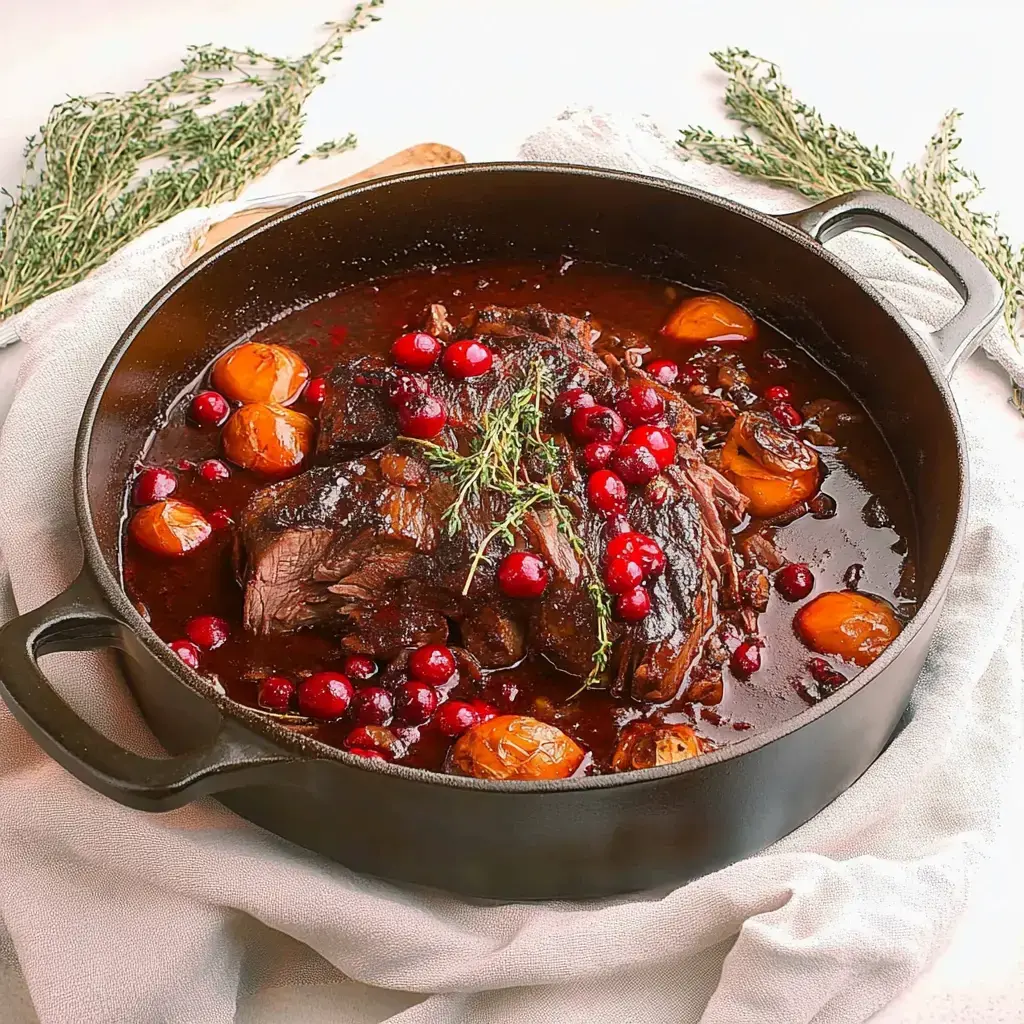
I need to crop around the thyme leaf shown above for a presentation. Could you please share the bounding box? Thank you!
[0,1,384,321]
[678,48,1024,405]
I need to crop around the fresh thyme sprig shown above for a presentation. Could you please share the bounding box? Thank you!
[406,360,558,536]
[403,359,612,689]
[0,2,383,321]
[298,133,358,163]
[678,48,1023,401]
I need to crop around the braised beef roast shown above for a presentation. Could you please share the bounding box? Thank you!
[237,304,750,702]
[123,259,917,778]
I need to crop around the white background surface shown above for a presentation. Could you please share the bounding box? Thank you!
[2,1,1024,1021]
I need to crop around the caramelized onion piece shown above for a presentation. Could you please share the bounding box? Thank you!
[720,411,819,516]
[212,342,309,405]
[611,721,714,772]
[660,294,757,345]
[129,500,211,557]
[795,591,901,667]
[451,715,584,780]
[222,402,313,475]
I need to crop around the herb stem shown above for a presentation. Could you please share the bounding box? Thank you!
[411,360,612,688]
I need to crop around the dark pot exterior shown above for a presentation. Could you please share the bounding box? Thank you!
[0,166,1002,899]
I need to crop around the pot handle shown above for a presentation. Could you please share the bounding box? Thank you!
[777,191,1004,375]
[0,570,296,812]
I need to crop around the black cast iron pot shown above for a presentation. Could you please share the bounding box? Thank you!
[0,166,1003,900]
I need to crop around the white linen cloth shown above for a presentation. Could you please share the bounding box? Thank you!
[0,111,1023,1024]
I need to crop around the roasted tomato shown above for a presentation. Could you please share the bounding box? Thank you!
[211,342,309,405]
[611,721,715,772]
[222,402,314,475]
[129,500,211,556]
[720,411,819,516]
[660,294,757,345]
[450,715,584,780]
[795,590,901,666]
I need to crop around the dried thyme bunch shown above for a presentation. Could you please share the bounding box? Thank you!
[679,49,1023,372]
[0,1,383,321]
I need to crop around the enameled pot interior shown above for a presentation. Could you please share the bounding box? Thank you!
[84,165,961,731]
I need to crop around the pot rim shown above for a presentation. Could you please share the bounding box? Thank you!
[74,161,968,793]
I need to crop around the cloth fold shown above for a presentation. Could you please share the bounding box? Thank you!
[0,111,1022,1024]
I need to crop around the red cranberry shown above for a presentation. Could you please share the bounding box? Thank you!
[616,383,665,426]
[677,364,707,387]
[646,359,678,386]
[391,331,442,370]
[572,405,626,445]
[471,700,500,723]
[387,372,429,406]
[582,441,615,470]
[587,470,628,515]
[808,657,846,689]
[208,508,233,530]
[397,393,447,439]
[191,390,230,427]
[305,377,328,404]
[133,467,177,505]
[352,687,394,726]
[343,726,392,756]
[730,639,763,678]
[257,675,295,712]
[603,514,633,540]
[610,443,661,486]
[168,639,200,669]
[606,531,666,577]
[775,563,814,601]
[198,459,230,482]
[771,402,803,429]
[552,388,596,423]
[497,552,550,598]
[435,700,481,737]
[395,680,439,724]
[408,644,457,684]
[625,426,676,469]
[185,615,230,650]
[297,671,354,720]
[605,555,644,595]
[442,339,493,378]
[764,385,791,403]
[348,747,387,761]
[615,586,651,621]
[342,655,378,682]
